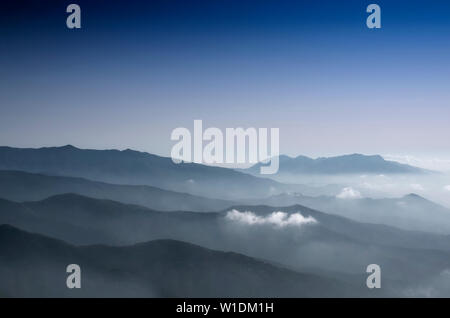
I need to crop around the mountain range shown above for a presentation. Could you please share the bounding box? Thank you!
[0,224,356,297]
[244,154,430,176]
[0,170,234,212]
[0,146,430,200]
[1,193,450,296]
[0,145,449,297]
[0,145,286,199]
[245,192,450,234]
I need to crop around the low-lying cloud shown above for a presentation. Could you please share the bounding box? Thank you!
[336,187,362,199]
[226,209,317,227]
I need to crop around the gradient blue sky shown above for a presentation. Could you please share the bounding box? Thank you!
[1,0,450,161]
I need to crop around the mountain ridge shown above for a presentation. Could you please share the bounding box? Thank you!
[245,153,431,175]
[0,224,358,297]
[245,191,450,234]
[0,170,236,212]
[0,145,294,199]
[2,194,450,296]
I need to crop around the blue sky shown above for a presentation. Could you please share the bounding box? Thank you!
[1,0,450,161]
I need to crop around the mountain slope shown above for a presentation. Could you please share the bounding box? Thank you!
[245,154,429,175]
[2,194,450,295]
[0,145,286,199]
[0,225,355,297]
[245,192,450,234]
[0,193,225,245]
[1,193,449,251]
[1,192,450,251]
[0,170,235,212]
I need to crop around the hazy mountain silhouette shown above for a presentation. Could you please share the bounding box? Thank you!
[246,192,450,234]
[1,193,449,250]
[0,224,358,297]
[0,145,290,199]
[245,154,430,175]
[0,170,235,212]
[2,194,450,296]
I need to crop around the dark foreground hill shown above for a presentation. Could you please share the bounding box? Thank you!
[0,224,356,297]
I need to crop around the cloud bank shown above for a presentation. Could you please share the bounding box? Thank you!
[226,210,317,227]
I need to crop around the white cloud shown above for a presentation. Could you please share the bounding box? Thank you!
[336,187,362,199]
[444,185,450,192]
[225,210,317,227]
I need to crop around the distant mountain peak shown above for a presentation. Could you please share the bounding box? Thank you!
[402,193,428,201]
[61,144,77,149]
[404,193,422,198]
